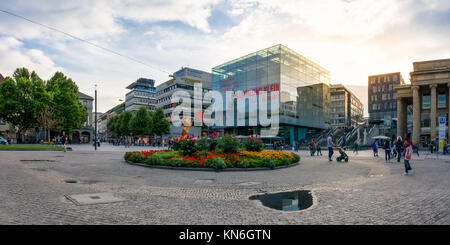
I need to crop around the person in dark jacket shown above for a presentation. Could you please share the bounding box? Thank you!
[395,136,403,162]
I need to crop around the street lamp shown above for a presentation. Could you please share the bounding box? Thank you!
[94,84,98,151]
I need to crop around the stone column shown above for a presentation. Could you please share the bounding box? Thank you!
[397,98,405,140]
[430,84,438,141]
[412,86,421,145]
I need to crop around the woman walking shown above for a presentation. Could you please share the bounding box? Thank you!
[403,134,414,176]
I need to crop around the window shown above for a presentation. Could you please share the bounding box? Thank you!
[421,113,430,128]
[423,95,431,109]
[438,94,446,108]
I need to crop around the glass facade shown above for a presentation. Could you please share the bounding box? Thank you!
[212,44,330,143]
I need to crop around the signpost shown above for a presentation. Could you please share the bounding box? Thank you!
[438,117,446,153]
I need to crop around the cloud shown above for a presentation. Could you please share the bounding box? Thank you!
[0,36,62,79]
[1,0,449,114]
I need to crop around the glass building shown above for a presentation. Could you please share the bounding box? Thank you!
[212,44,331,145]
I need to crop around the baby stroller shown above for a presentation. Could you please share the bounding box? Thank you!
[336,147,349,162]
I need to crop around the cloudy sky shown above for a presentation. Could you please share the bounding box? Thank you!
[1,0,449,114]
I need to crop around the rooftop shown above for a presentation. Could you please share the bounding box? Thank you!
[77,91,93,100]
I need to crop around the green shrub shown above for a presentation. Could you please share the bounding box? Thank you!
[207,138,219,151]
[211,158,226,170]
[144,156,163,165]
[219,135,240,154]
[128,153,146,163]
[243,136,264,152]
[281,157,291,166]
[251,159,263,168]
[171,158,183,167]
[291,153,300,163]
[261,158,275,169]
[196,137,210,151]
[237,159,251,168]
[180,139,197,156]
[124,152,133,161]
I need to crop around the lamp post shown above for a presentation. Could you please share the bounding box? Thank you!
[94,84,98,151]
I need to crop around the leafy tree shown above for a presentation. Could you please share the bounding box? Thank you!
[129,107,152,139]
[0,68,47,142]
[152,108,170,138]
[118,110,134,137]
[107,114,119,138]
[46,72,88,134]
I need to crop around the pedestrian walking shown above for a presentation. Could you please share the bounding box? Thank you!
[395,136,403,162]
[384,138,391,163]
[353,139,359,155]
[444,139,449,155]
[403,134,414,176]
[327,133,335,162]
[372,140,379,157]
[316,143,322,156]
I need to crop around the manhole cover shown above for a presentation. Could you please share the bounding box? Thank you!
[238,182,262,186]
[249,190,313,211]
[194,179,215,184]
[65,193,125,205]
[64,180,78,183]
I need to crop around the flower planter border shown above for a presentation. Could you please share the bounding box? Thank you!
[125,160,299,172]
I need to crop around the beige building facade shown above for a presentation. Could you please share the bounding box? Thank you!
[395,59,450,146]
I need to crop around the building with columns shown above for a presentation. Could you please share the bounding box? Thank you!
[395,58,450,146]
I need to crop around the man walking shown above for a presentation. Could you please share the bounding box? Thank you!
[384,138,391,163]
[353,139,359,155]
[327,133,335,162]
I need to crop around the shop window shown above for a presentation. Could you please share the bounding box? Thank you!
[438,94,446,108]
[423,95,430,109]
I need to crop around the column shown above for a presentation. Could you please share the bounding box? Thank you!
[412,86,421,145]
[430,84,437,141]
[397,98,405,140]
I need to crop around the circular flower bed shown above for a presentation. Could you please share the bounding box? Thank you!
[124,134,300,170]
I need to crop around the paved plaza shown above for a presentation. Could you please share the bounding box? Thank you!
[0,144,449,225]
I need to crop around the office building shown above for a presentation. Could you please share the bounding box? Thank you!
[330,84,364,128]
[125,78,157,113]
[212,44,331,144]
[156,67,212,137]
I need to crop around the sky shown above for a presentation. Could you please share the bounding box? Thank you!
[1,0,450,116]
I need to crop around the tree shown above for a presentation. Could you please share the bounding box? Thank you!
[152,108,170,138]
[107,115,119,138]
[118,110,134,137]
[130,107,152,141]
[0,68,47,142]
[46,72,88,134]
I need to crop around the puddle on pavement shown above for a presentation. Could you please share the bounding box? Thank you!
[249,190,313,211]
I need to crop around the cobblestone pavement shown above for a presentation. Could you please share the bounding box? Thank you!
[0,144,449,224]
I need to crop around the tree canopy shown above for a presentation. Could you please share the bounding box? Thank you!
[0,67,88,140]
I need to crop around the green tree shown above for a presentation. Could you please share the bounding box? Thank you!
[46,72,88,134]
[152,108,170,139]
[130,107,152,140]
[118,110,134,137]
[107,114,119,138]
[0,68,47,142]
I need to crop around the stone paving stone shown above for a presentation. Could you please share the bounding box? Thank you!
[0,145,449,224]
